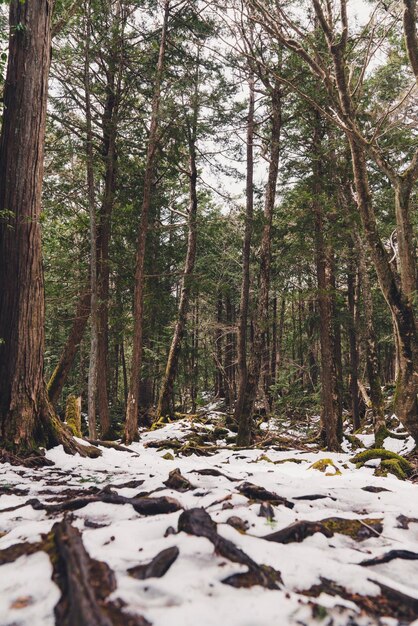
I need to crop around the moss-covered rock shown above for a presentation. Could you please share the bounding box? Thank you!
[308,458,341,476]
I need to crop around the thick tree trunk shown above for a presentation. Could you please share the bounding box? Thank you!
[47,288,90,406]
[236,82,281,445]
[0,0,89,456]
[124,0,169,443]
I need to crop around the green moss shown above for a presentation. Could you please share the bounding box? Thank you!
[374,425,389,448]
[162,452,174,460]
[65,395,81,438]
[350,448,412,476]
[255,454,274,463]
[344,434,364,450]
[375,458,408,480]
[309,458,342,475]
[321,517,383,540]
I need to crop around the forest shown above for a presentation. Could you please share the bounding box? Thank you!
[0,0,417,625]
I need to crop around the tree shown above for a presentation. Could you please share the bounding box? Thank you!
[124,0,171,443]
[0,0,90,457]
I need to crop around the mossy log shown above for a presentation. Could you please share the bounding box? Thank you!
[350,448,412,479]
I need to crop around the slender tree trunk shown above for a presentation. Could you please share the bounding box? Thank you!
[312,118,340,451]
[347,248,360,430]
[124,0,170,443]
[352,228,386,443]
[236,82,281,445]
[97,1,126,438]
[0,0,85,455]
[84,3,98,440]
[157,114,198,419]
[48,288,91,406]
[234,70,255,421]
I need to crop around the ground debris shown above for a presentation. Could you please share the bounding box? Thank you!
[163,468,195,492]
[360,549,418,566]
[178,508,282,589]
[263,520,333,544]
[50,519,150,626]
[237,481,294,508]
[128,546,179,580]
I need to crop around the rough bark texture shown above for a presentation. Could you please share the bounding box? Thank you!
[403,0,418,79]
[0,0,87,456]
[124,0,170,444]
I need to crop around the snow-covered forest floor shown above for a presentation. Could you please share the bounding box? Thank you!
[1,410,418,626]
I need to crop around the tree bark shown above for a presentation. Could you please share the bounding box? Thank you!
[234,70,255,423]
[403,0,418,79]
[124,0,170,443]
[0,0,89,456]
[96,0,126,438]
[84,2,98,440]
[347,247,360,430]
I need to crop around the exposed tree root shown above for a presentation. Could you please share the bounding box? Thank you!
[178,508,282,589]
[49,519,150,626]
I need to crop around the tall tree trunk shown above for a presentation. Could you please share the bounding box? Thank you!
[0,0,86,456]
[234,70,255,422]
[124,0,170,443]
[236,81,281,445]
[96,0,126,438]
[347,247,360,430]
[48,288,91,406]
[157,107,198,419]
[312,118,340,451]
[84,2,98,440]
[352,228,386,443]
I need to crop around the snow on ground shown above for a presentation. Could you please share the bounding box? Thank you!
[1,418,418,626]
